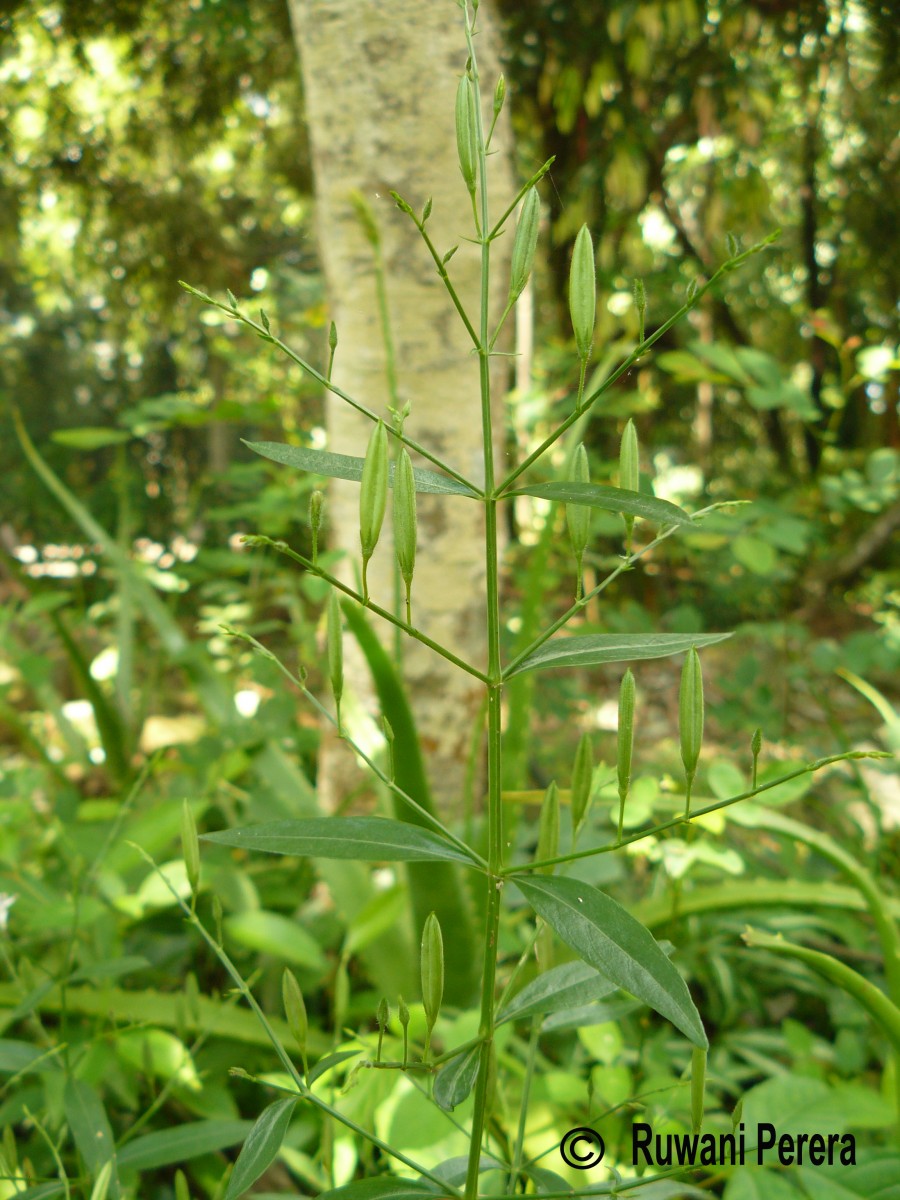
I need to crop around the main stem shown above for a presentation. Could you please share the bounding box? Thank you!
[465,8,504,1198]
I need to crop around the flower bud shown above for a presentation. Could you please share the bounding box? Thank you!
[566,443,591,599]
[359,419,389,601]
[679,647,704,817]
[181,800,200,898]
[570,732,593,833]
[327,588,344,730]
[393,448,417,622]
[398,994,410,1067]
[536,781,559,873]
[282,968,309,1076]
[617,668,635,841]
[455,76,478,199]
[421,912,444,1057]
[569,224,596,361]
[508,188,540,304]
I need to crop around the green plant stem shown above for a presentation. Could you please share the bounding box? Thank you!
[180,286,481,497]
[465,6,505,1196]
[244,535,490,684]
[408,218,481,349]
[508,1016,541,1193]
[486,158,555,243]
[497,231,779,495]
[223,624,487,869]
[509,751,890,874]
[132,844,462,1197]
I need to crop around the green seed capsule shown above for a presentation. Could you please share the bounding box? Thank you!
[455,76,478,199]
[282,968,309,1076]
[617,668,636,841]
[570,732,593,833]
[376,997,389,1062]
[398,994,410,1067]
[181,800,200,897]
[536,781,560,873]
[393,448,417,623]
[508,187,541,304]
[751,727,762,788]
[309,490,324,566]
[327,588,344,730]
[493,74,506,116]
[420,912,444,1058]
[679,647,704,818]
[566,443,591,600]
[633,278,646,344]
[569,224,596,361]
[619,419,639,552]
[359,419,389,601]
[691,1046,707,1134]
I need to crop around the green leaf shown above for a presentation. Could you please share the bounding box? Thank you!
[507,632,732,678]
[63,1079,119,1198]
[224,1097,296,1200]
[307,1049,362,1086]
[506,482,692,526]
[223,911,327,972]
[497,961,617,1025]
[732,534,778,575]
[0,1039,48,1074]
[320,1181,439,1200]
[203,817,477,867]
[51,427,132,449]
[243,440,477,497]
[116,1121,252,1172]
[433,1044,481,1111]
[515,875,707,1047]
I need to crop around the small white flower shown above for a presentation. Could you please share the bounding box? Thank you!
[0,894,17,933]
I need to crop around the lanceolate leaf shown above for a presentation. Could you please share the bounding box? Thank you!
[515,875,707,1048]
[202,817,478,867]
[506,482,692,527]
[433,1044,481,1111]
[496,961,617,1025]
[507,632,732,678]
[224,1096,296,1200]
[63,1079,120,1198]
[320,1182,439,1200]
[243,440,477,497]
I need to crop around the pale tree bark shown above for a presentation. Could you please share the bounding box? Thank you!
[289,0,515,811]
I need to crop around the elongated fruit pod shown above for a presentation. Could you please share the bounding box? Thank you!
[393,448,417,622]
[508,187,541,304]
[617,668,636,841]
[619,419,639,551]
[455,76,478,199]
[181,799,200,897]
[327,588,344,730]
[570,732,593,834]
[679,647,704,818]
[751,727,762,788]
[420,912,444,1058]
[398,994,410,1067]
[309,490,324,566]
[376,997,389,1062]
[691,1046,707,1134]
[359,419,389,601]
[569,224,596,361]
[566,442,591,599]
[493,74,506,116]
[536,781,560,873]
[282,968,309,1076]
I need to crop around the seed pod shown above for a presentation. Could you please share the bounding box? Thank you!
[181,800,200,897]
[691,1046,707,1134]
[309,490,324,566]
[327,588,344,730]
[569,224,596,361]
[633,278,646,344]
[282,968,309,1077]
[420,912,444,1058]
[393,448,417,622]
[493,74,506,116]
[751,727,762,789]
[327,323,338,382]
[570,732,593,833]
[508,188,540,304]
[536,781,560,873]
[566,443,591,600]
[398,994,410,1067]
[679,647,704,818]
[619,419,639,552]
[617,668,636,841]
[359,419,389,601]
[455,75,478,199]
[376,997,389,1062]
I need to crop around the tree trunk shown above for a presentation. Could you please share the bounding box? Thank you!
[289,0,514,812]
